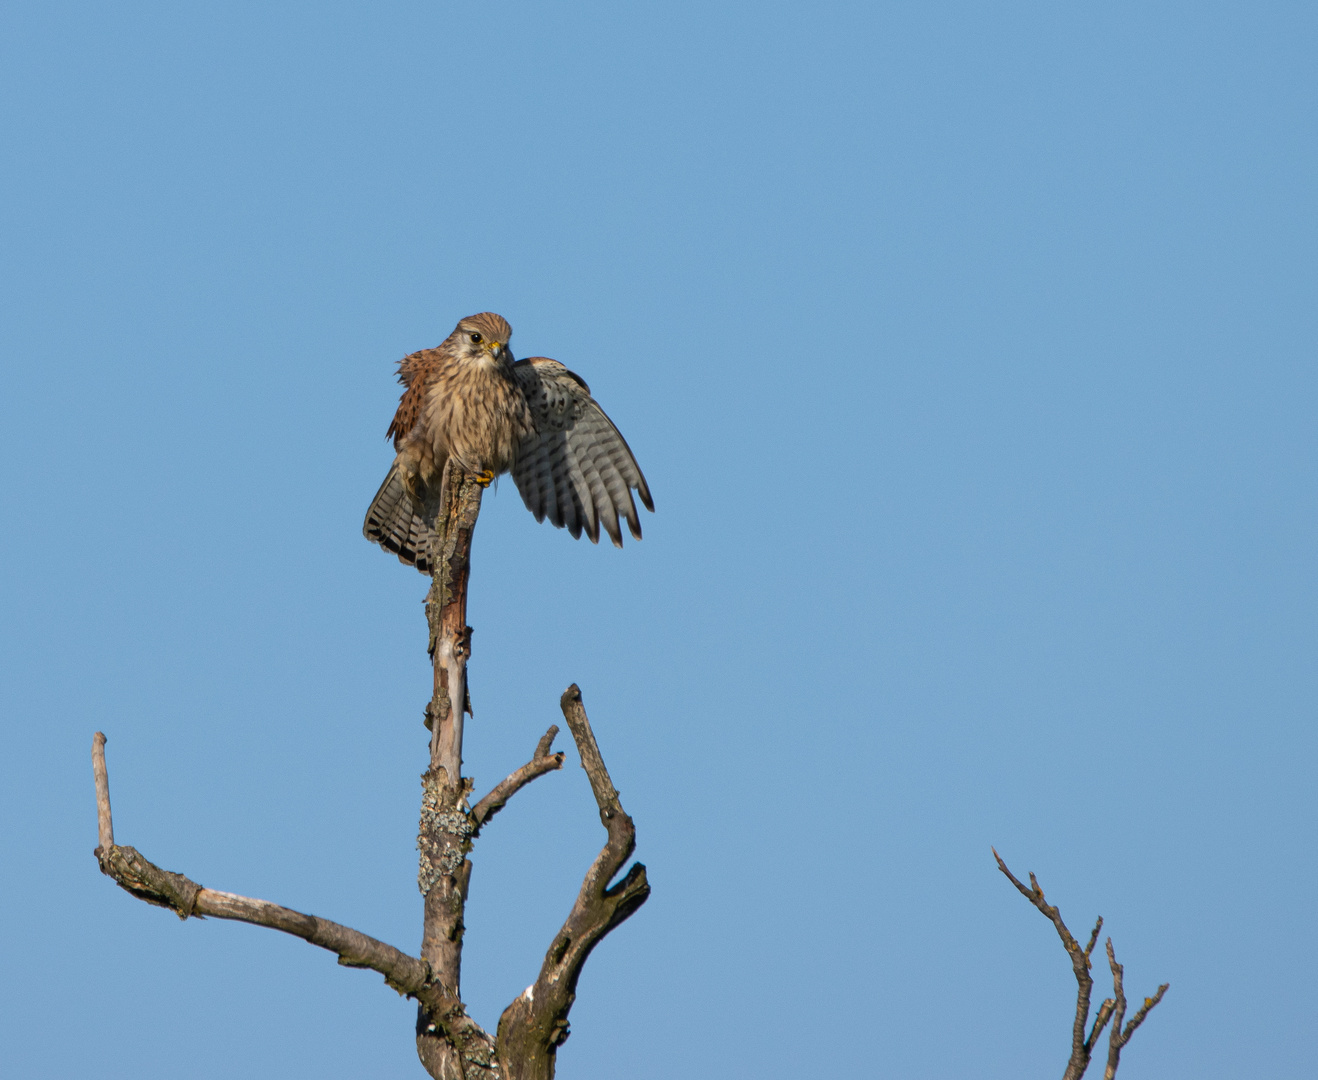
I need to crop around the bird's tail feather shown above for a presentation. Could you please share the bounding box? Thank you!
[363,463,433,574]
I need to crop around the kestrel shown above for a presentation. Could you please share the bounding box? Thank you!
[364,312,654,573]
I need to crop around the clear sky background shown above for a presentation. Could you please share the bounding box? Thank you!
[2,3,1314,1078]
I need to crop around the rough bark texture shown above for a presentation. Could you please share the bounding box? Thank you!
[493,686,651,1079]
[414,461,494,1076]
[423,459,484,779]
[994,849,1168,1080]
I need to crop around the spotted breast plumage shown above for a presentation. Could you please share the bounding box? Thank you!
[363,312,654,572]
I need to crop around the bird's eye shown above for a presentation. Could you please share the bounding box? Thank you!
[469,332,482,343]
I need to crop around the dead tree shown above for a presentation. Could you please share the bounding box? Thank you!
[92,460,650,1079]
[993,848,1168,1080]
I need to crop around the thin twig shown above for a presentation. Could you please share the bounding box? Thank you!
[471,726,565,833]
[995,849,1168,1080]
[1086,998,1116,1053]
[1103,938,1169,1080]
[1083,918,1103,960]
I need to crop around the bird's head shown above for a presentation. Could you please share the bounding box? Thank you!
[451,312,513,367]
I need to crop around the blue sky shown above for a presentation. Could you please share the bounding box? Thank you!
[2,3,1315,1077]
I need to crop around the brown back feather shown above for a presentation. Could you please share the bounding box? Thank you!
[387,348,443,444]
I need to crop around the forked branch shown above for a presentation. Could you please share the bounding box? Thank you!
[993,848,1168,1080]
[494,686,651,1079]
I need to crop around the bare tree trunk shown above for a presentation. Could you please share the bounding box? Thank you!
[412,462,650,1078]
[415,462,491,1077]
[90,456,651,1078]
[423,459,481,781]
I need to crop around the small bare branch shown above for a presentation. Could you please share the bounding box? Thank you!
[1083,917,1104,961]
[91,735,441,998]
[471,726,565,833]
[204,887,431,993]
[1103,938,1169,1080]
[92,731,114,852]
[1085,998,1115,1053]
[1123,984,1169,1040]
[495,685,650,1076]
[533,725,559,761]
[994,849,1095,1080]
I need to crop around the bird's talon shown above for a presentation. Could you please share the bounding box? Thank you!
[473,470,496,488]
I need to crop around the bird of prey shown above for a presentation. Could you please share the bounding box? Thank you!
[364,312,653,573]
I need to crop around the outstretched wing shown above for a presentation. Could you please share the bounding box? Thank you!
[510,357,653,547]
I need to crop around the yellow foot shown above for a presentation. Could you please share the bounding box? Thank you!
[472,469,496,488]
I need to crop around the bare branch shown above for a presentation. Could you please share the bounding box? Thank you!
[993,849,1096,1080]
[92,731,114,853]
[495,685,651,1077]
[996,849,1169,1080]
[90,733,501,1071]
[533,725,560,761]
[92,735,434,997]
[206,887,431,992]
[1083,917,1103,961]
[1103,938,1169,1080]
[471,726,565,833]
[1085,998,1116,1053]
[1122,984,1168,1040]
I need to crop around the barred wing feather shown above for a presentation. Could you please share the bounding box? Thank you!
[511,358,653,547]
[363,463,434,574]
